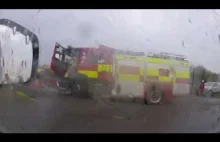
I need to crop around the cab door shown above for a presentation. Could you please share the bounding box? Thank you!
[51,43,68,77]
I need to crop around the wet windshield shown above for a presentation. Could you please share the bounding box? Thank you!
[2,9,220,133]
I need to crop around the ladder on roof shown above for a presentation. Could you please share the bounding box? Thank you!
[147,51,187,61]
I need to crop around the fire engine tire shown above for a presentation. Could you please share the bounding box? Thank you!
[70,74,89,98]
[71,81,89,97]
[144,87,163,105]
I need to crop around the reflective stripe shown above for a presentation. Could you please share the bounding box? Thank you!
[118,74,140,82]
[146,67,172,82]
[78,70,98,78]
[118,65,141,82]
[146,67,159,76]
[175,70,190,78]
[97,64,112,80]
[77,64,113,80]
[78,65,98,79]
[116,56,189,67]
[159,76,171,82]
[98,64,112,72]
[98,72,112,80]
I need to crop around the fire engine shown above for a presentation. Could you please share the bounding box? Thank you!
[51,42,190,104]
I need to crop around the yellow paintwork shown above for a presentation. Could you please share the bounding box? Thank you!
[97,64,112,72]
[116,54,190,83]
[66,54,190,84]
[118,74,140,82]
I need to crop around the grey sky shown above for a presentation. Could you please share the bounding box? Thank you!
[1,9,220,72]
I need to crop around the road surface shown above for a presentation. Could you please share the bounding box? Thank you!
[0,85,220,133]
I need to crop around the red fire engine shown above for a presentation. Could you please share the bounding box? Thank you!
[50,42,175,104]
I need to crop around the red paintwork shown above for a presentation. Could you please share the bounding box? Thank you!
[159,69,169,76]
[78,44,115,81]
[50,42,95,76]
[79,48,93,65]
[175,78,189,84]
[160,82,173,101]
[94,44,114,64]
[98,72,112,81]
[50,43,116,81]
[77,64,98,71]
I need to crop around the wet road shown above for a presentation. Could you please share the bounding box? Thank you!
[0,85,220,133]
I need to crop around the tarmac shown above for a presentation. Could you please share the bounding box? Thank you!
[0,84,220,133]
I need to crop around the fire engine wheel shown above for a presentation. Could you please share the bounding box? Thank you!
[149,90,162,104]
[71,83,81,95]
[70,76,89,98]
[144,88,163,105]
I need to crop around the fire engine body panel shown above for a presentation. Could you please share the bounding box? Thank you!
[76,51,190,103]
[78,45,114,83]
[112,55,145,98]
[145,53,190,97]
[51,42,190,103]
[172,64,190,96]
[112,55,173,102]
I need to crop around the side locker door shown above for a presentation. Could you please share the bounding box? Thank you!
[115,57,145,97]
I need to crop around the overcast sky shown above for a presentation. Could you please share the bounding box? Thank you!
[1,9,220,72]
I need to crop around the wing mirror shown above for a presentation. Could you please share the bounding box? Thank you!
[0,19,39,84]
